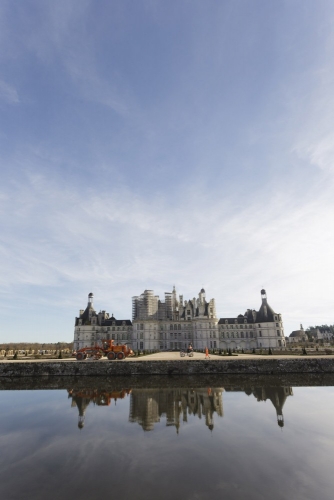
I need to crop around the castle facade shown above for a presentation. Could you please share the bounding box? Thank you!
[73,288,285,351]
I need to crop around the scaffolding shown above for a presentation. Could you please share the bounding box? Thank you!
[132,290,158,320]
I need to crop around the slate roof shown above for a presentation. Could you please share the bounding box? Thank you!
[103,317,132,326]
[256,300,277,323]
[218,317,254,325]
[289,330,306,338]
[80,302,95,322]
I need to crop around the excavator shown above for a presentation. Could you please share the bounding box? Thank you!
[75,339,134,361]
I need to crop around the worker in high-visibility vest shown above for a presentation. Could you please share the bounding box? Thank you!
[205,346,210,359]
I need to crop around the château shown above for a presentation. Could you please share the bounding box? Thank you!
[74,288,285,351]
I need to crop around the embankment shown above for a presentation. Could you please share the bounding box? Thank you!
[1,357,334,378]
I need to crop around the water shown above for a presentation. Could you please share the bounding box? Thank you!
[0,375,334,500]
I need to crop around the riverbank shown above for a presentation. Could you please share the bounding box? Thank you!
[1,352,334,377]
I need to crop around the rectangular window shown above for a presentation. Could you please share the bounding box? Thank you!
[259,331,262,337]
[140,342,143,349]
[277,330,280,336]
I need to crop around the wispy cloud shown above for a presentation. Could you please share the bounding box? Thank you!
[0,80,19,104]
[1,1,334,342]
[1,157,333,338]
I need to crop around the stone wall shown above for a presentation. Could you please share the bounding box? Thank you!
[1,357,334,378]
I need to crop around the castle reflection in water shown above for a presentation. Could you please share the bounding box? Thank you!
[68,385,293,432]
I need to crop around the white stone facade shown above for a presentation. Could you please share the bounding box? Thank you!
[74,288,285,351]
[73,293,132,351]
[314,328,333,342]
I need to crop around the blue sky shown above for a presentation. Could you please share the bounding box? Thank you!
[1,0,334,342]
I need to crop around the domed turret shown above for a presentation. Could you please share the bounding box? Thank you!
[80,292,96,322]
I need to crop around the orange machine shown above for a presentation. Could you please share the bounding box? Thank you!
[68,388,132,405]
[75,339,134,361]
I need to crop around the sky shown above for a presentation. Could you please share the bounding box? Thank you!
[1,0,334,343]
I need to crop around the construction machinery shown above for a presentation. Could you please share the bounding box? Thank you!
[75,339,134,361]
[68,388,132,428]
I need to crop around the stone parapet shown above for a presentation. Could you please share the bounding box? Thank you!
[1,357,334,378]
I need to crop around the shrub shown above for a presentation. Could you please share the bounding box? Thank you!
[268,348,273,355]
[13,351,18,360]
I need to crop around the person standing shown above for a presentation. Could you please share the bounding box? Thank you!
[205,346,210,359]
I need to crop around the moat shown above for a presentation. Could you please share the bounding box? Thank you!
[0,374,333,500]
